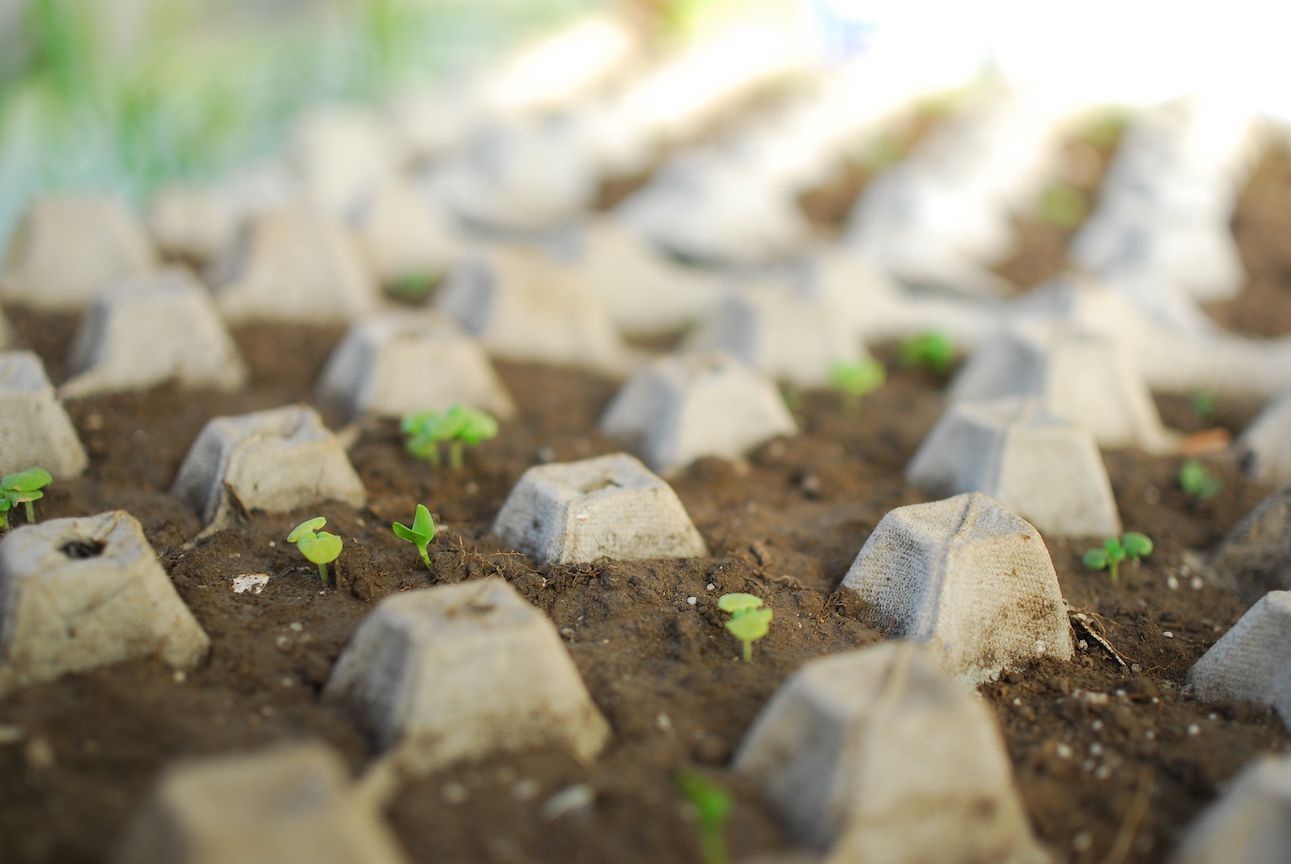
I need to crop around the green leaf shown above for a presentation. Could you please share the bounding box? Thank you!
[1082,549,1109,570]
[392,522,419,543]
[900,332,954,373]
[1103,538,1127,563]
[829,360,886,397]
[459,410,499,445]
[717,593,764,614]
[676,769,732,828]
[411,503,436,539]
[725,607,772,642]
[1122,532,1154,560]
[1,467,52,493]
[287,516,327,543]
[297,530,342,565]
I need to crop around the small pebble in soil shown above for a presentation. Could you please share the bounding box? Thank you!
[173,671,186,684]
[25,737,55,770]
[656,713,672,733]
[537,446,555,463]
[1091,720,1103,731]
[442,783,469,804]
[1188,724,1201,736]
[1073,832,1092,851]
[1191,576,1204,590]
[1167,575,1179,590]
[512,779,540,801]
[542,784,595,822]
[1056,743,1073,759]
[289,622,303,632]
[1090,743,1103,756]
[1163,630,1174,638]
[686,596,697,605]
[706,583,715,591]
[559,627,575,640]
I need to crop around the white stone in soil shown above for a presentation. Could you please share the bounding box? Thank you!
[1,194,157,308]
[600,352,795,474]
[568,218,724,337]
[492,453,706,565]
[435,245,630,374]
[325,578,609,773]
[61,268,246,398]
[209,207,378,323]
[114,742,408,864]
[0,351,88,477]
[1236,391,1291,486]
[288,107,397,221]
[146,183,237,266]
[171,405,365,527]
[735,642,1049,862]
[839,492,1073,683]
[0,511,210,696]
[316,311,514,420]
[1188,591,1291,731]
[348,180,460,288]
[685,284,869,388]
[1207,487,1291,603]
[950,321,1176,453]
[1169,753,1291,864]
[908,398,1121,538]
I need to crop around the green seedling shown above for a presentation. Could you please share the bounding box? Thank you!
[0,467,53,527]
[829,359,886,414]
[676,769,732,864]
[1082,532,1153,584]
[388,272,438,302]
[1190,390,1218,421]
[402,405,500,471]
[287,516,343,587]
[1039,183,1086,228]
[718,593,773,663]
[900,331,955,374]
[1179,459,1222,500]
[392,503,437,570]
[439,405,499,471]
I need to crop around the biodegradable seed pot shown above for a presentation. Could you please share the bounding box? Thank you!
[172,405,365,527]
[289,107,397,221]
[492,452,707,565]
[1207,487,1291,603]
[685,284,868,388]
[61,268,247,398]
[1188,591,1291,731]
[315,311,514,421]
[1169,754,1291,864]
[114,742,408,864]
[0,351,89,477]
[209,207,379,324]
[146,182,237,267]
[736,642,1049,862]
[436,245,631,374]
[0,194,158,309]
[907,397,1121,538]
[348,180,460,290]
[839,492,1073,683]
[0,511,210,696]
[1236,391,1291,486]
[325,578,609,773]
[949,321,1177,453]
[600,351,796,475]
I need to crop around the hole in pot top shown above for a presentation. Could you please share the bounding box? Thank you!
[61,539,106,560]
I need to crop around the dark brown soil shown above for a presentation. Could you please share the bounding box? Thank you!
[3,140,1291,864]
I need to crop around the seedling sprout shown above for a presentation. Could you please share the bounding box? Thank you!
[828,359,885,414]
[900,331,955,374]
[402,405,499,471]
[392,503,437,570]
[1179,459,1222,500]
[676,769,732,864]
[287,516,343,586]
[0,467,52,527]
[718,592,772,663]
[1190,390,1218,421]
[1082,532,1153,584]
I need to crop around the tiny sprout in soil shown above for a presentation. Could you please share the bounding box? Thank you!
[1083,532,1153,584]
[1190,390,1218,421]
[0,467,52,529]
[1038,183,1086,227]
[900,331,955,374]
[392,503,437,570]
[829,359,885,414]
[287,516,343,586]
[1179,459,1222,500]
[403,405,499,471]
[718,592,772,663]
[676,769,732,864]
